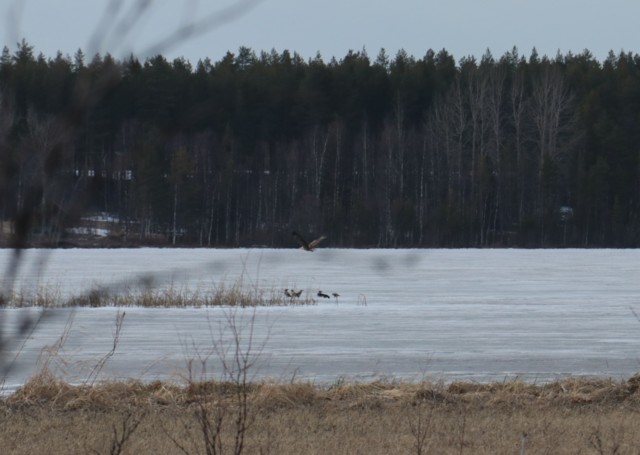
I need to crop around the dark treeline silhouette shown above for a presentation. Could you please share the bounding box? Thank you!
[1,40,639,248]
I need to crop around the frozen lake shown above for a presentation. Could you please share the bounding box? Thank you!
[2,248,640,392]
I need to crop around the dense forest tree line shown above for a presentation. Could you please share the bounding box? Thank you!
[1,40,639,247]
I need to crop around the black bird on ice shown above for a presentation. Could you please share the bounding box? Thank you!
[292,231,326,251]
[284,288,303,298]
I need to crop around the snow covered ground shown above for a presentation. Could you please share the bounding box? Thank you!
[1,248,640,392]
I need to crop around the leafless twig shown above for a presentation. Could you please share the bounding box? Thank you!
[86,310,126,385]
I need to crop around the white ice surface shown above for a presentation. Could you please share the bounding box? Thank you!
[2,248,640,392]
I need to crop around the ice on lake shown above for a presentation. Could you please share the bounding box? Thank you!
[2,248,640,392]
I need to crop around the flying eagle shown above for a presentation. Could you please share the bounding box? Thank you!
[292,231,326,251]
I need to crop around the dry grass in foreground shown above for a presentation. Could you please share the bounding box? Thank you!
[3,373,640,454]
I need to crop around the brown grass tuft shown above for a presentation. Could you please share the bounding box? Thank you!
[255,382,323,408]
[4,283,317,308]
[9,375,640,411]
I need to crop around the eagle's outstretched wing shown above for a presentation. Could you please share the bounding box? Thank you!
[292,231,310,250]
[308,235,327,250]
[292,231,326,251]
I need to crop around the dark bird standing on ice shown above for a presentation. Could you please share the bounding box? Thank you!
[317,290,330,299]
[292,231,327,251]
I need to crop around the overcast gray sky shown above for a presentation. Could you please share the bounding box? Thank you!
[1,0,638,64]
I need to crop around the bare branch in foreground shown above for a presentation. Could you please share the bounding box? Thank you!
[1,0,260,384]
